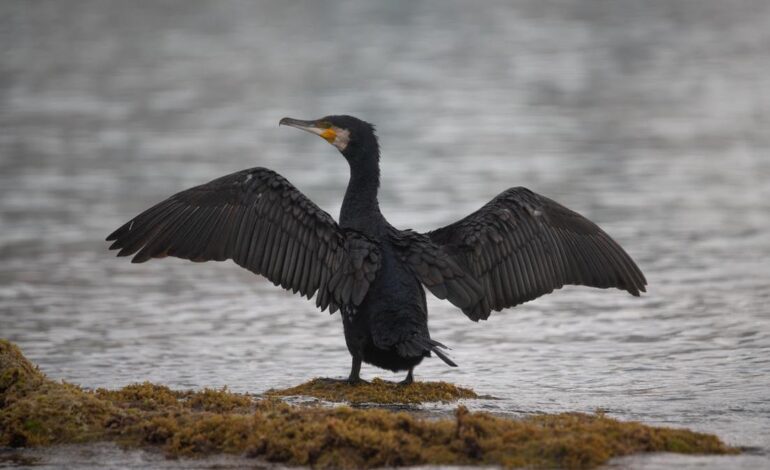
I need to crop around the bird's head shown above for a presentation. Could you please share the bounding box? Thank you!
[279,115,379,163]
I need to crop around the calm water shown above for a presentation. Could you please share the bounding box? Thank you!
[1,1,769,468]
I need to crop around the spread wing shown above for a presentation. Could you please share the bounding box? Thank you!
[106,167,380,312]
[427,187,647,321]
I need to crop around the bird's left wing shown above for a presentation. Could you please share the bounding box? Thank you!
[427,187,647,321]
[106,167,380,312]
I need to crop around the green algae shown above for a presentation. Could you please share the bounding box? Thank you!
[0,339,739,468]
[266,377,478,404]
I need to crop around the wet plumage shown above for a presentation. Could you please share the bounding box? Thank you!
[107,115,646,383]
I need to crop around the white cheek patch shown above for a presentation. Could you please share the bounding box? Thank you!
[332,128,350,151]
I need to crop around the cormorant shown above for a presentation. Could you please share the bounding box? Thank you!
[107,115,646,384]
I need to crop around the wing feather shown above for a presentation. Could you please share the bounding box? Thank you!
[107,167,380,311]
[428,187,646,321]
[389,229,483,309]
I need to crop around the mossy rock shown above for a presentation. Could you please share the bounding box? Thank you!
[0,339,739,469]
[0,340,44,396]
[0,340,123,447]
[266,377,478,404]
[95,382,253,413]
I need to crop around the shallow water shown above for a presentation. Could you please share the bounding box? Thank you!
[1,0,769,468]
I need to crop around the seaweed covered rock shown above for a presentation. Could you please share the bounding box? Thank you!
[0,340,44,398]
[0,339,123,447]
[95,382,253,413]
[0,340,739,469]
[267,377,478,404]
[124,401,737,468]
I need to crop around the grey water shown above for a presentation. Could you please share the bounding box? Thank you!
[1,1,769,468]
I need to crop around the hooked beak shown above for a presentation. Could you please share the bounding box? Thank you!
[279,117,337,143]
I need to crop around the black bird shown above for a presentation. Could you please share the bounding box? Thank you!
[107,115,646,384]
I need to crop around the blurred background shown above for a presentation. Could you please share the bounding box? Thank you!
[1,1,769,468]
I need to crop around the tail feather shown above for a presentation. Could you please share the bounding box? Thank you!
[428,339,457,367]
[399,337,458,367]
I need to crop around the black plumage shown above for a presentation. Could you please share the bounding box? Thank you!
[107,115,646,383]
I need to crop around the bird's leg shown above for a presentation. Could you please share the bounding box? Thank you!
[347,356,363,384]
[399,368,414,386]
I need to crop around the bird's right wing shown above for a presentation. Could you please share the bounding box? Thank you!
[427,187,647,321]
[106,167,380,312]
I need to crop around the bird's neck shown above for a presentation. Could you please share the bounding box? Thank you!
[340,153,383,232]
